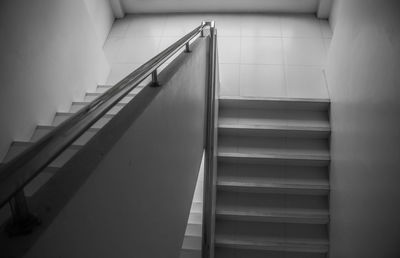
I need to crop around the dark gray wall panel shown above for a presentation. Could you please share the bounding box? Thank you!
[24,38,208,258]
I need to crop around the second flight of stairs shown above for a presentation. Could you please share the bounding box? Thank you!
[214,96,331,258]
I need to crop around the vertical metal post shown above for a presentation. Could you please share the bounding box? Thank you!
[200,21,206,37]
[151,69,160,87]
[185,42,191,53]
[6,190,40,236]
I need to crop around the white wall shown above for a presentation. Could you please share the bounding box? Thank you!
[328,0,340,32]
[326,0,400,257]
[84,0,115,44]
[317,0,333,18]
[0,0,111,161]
[120,0,319,13]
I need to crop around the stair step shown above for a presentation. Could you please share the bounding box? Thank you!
[215,235,329,253]
[24,167,59,197]
[216,207,329,224]
[84,93,135,103]
[4,141,81,168]
[69,102,125,114]
[218,152,330,166]
[218,124,330,138]
[219,96,330,111]
[217,192,328,216]
[182,235,202,251]
[190,202,203,214]
[32,125,99,145]
[185,223,202,237]
[53,112,115,128]
[217,177,329,195]
[180,249,201,258]
[188,212,202,224]
[95,85,145,94]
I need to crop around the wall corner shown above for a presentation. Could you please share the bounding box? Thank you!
[109,0,125,19]
[317,0,333,19]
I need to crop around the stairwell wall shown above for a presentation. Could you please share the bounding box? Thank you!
[120,0,319,13]
[0,0,112,161]
[326,1,400,257]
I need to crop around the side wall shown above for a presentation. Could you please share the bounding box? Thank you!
[120,0,319,13]
[84,0,115,44]
[0,0,111,161]
[326,1,400,257]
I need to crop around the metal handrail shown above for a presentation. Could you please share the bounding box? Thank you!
[202,21,217,258]
[0,22,209,216]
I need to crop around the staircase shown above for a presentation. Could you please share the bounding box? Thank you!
[0,84,145,199]
[214,96,330,257]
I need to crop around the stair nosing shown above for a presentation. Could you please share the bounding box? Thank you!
[217,179,329,190]
[215,236,329,253]
[218,152,330,161]
[219,96,330,104]
[216,208,329,223]
[72,101,125,106]
[86,92,136,97]
[218,124,331,133]
[55,112,115,119]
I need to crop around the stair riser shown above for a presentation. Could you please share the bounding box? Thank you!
[219,135,329,158]
[215,244,328,254]
[218,155,330,167]
[32,128,97,146]
[185,223,202,237]
[216,214,328,224]
[219,98,330,112]
[180,249,201,258]
[217,192,329,212]
[182,235,202,251]
[218,163,329,182]
[216,221,328,243]
[217,186,329,195]
[96,85,144,94]
[215,247,327,258]
[53,115,112,128]
[219,127,330,139]
[69,103,124,114]
[84,95,133,104]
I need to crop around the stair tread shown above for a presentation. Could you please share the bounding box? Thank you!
[72,101,125,106]
[216,207,329,220]
[182,235,202,251]
[218,151,330,161]
[86,92,136,97]
[215,235,329,252]
[218,177,329,190]
[36,124,100,132]
[219,96,330,103]
[219,123,330,132]
[180,249,201,258]
[219,96,330,112]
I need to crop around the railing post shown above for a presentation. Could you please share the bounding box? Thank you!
[151,69,160,87]
[6,190,40,236]
[200,21,206,37]
[185,42,191,53]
